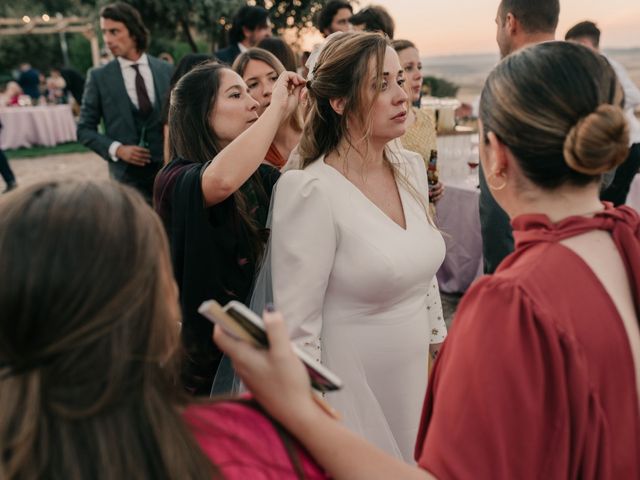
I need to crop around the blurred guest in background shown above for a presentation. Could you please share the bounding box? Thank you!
[349,5,395,38]
[45,71,67,104]
[257,37,298,72]
[0,120,16,192]
[52,66,86,105]
[480,0,559,274]
[393,39,444,205]
[78,2,172,203]
[234,48,304,168]
[565,20,640,206]
[17,63,41,101]
[315,0,353,36]
[215,5,272,65]
[159,51,175,65]
[1,81,23,107]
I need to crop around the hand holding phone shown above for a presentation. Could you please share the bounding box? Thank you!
[199,300,343,393]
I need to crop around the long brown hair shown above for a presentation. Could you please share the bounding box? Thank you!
[169,62,268,262]
[301,32,434,221]
[300,32,387,168]
[0,181,216,479]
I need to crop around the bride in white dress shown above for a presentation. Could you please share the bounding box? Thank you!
[269,32,446,462]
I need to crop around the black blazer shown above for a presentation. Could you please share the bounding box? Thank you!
[77,56,172,180]
[215,43,242,66]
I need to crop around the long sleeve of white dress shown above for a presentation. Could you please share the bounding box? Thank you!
[271,170,336,364]
[427,276,447,344]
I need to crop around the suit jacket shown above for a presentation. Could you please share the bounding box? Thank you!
[215,44,242,66]
[77,56,173,183]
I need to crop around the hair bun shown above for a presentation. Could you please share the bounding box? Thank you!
[563,104,629,175]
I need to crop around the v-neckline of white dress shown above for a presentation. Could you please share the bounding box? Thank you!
[320,156,409,232]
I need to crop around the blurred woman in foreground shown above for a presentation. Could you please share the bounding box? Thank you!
[217,41,640,479]
[0,180,326,479]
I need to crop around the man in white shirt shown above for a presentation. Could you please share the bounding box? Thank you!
[479,0,559,273]
[566,20,640,205]
[77,2,172,202]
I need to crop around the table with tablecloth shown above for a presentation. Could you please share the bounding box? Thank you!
[0,105,77,150]
[434,132,483,293]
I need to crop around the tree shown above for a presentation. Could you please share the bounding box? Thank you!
[422,76,460,98]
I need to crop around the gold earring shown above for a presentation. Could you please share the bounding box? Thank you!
[487,171,507,191]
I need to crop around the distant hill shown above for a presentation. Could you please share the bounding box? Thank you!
[423,47,640,103]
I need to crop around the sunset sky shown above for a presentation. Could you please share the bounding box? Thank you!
[366,0,640,56]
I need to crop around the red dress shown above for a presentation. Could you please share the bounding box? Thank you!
[183,402,329,479]
[415,205,640,479]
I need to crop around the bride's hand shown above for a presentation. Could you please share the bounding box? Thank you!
[213,309,318,425]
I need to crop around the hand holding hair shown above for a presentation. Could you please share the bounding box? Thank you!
[270,71,306,118]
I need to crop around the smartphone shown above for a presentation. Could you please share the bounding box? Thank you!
[199,300,343,393]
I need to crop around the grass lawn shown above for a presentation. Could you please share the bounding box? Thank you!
[6,142,89,160]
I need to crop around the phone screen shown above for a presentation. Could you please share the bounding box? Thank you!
[226,307,269,348]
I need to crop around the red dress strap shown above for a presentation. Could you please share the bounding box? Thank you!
[511,204,640,313]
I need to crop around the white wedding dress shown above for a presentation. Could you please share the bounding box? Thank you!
[270,149,446,462]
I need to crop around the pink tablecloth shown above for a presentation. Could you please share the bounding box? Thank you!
[435,181,483,293]
[0,105,77,150]
[434,133,484,294]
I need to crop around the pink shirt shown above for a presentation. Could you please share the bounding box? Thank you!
[183,401,330,479]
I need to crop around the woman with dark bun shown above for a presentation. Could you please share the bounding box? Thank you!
[216,41,640,478]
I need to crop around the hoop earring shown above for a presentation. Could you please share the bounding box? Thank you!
[487,171,507,191]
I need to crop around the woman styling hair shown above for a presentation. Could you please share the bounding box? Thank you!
[154,62,304,394]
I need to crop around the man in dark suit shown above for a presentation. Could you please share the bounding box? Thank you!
[215,5,272,66]
[77,2,172,202]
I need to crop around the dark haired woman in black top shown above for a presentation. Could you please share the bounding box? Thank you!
[154,62,304,395]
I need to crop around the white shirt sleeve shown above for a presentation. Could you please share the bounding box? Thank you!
[610,58,640,110]
[108,141,122,161]
[271,170,337,364]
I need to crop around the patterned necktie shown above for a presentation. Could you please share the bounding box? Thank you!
[131,64,152,117]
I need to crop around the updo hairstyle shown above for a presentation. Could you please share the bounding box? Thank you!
[480,41,629,189]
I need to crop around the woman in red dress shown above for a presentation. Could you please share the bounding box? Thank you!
[216,41,640,479]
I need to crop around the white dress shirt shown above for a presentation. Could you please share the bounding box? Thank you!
[109,53,157,161]
[608,56,640,146]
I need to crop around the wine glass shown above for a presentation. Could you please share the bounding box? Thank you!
[466,146,480,187]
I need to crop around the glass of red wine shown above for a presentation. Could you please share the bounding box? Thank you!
[466,146,480,187]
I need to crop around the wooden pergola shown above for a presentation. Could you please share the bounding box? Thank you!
[0,15,100,67]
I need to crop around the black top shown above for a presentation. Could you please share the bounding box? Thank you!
[154,159,279,394]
